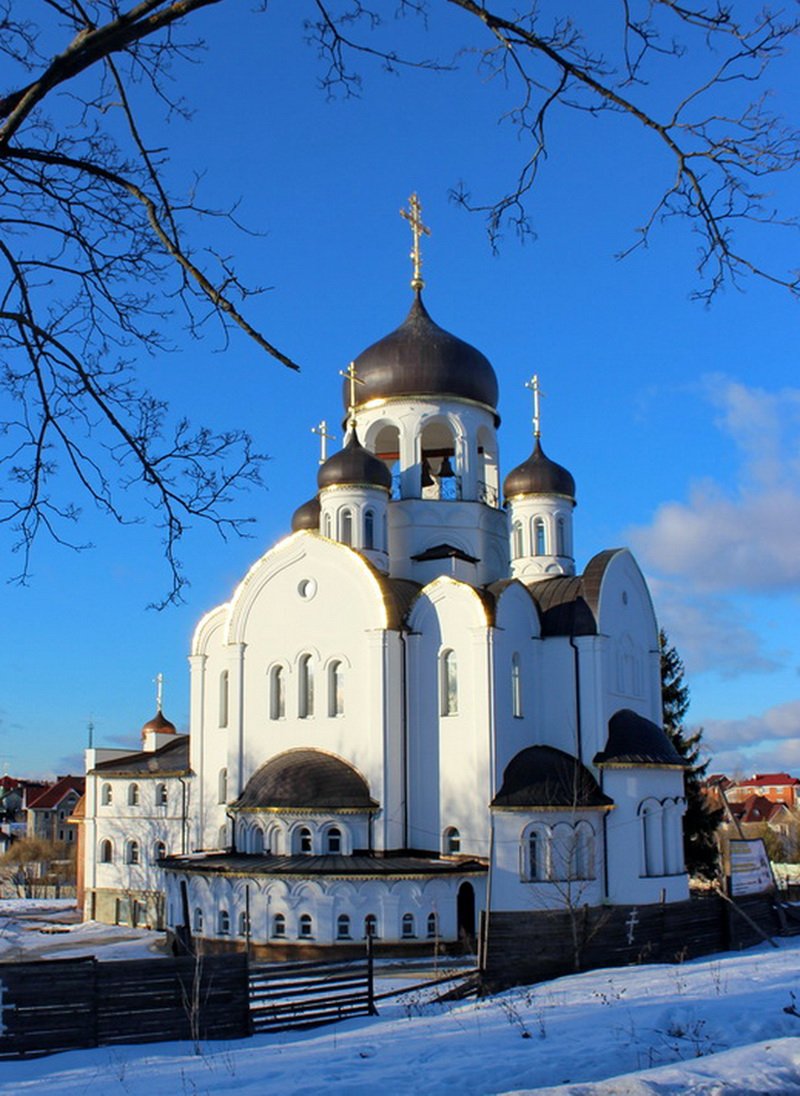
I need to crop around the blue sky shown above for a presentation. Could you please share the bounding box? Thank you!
[1,4,798,779]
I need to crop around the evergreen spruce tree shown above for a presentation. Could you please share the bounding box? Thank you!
[660,630,722,880]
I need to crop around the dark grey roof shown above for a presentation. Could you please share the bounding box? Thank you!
[163,852,487,878]
[526,549,625,637]
[233,749,378,811]
[291,495,320,532]
[411,543,480,564]
[349,293,498,412]
[492,745,613,809]
[91,735,190,776]
[503,439,576,501]
[594,709,686,767]
[317,430,392,492]
[379,576,423,629]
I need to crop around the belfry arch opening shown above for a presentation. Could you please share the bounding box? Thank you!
[420,420,458,500]
[372,422,401,499]
[477,426,499,507]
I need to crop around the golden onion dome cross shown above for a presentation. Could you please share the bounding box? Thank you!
[400,192,431,292]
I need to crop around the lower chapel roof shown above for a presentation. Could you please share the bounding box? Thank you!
[91,735,190,776]
[162,852,487,878]
[234,750,378,811]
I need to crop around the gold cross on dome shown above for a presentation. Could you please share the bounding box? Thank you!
[338,361,364,427]
[524,374,544,439]
[400,192,431,291]
[311,419,335,464]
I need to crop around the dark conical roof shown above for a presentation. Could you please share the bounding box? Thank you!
[348,293,498,410]
[317,430,392,492]
[503,438,575,501]
[291,495,321,532]
[594,709,686,767]
[234,749,378,810]
[492,745,613,809]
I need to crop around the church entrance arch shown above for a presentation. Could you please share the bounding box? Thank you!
[456,881,476,948]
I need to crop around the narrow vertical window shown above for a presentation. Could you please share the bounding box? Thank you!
[100,840,113,863]
[426,912,438,939]
[511,652,522,718]
[218,767,227,805]
[364,509,375,549]
[270,666,286,720]
[512,520,523,559]
[364,914,378,939]
[556,517,566,556]
[154,840,166,861]
[444,827,461,855]
[298,826,312,854]
[219,669,229,727]
[340,508,353,545]
[326,827,341,854]
[101,784,112,806]
[534,518,546,556]
[299,913,313,939]
[528,830,540,880]
[218,909,230,935]
[156,783,168,807]
[239,911,250,937]
[328,660,344,717]
[337,914,351,939]
[193,908,203,933]
[128,783,140,806]
[299,655,314,718]
[440,649,458,715]
[272,913,286,938]
[323,512,332,538]
[127,840,140,865]
[401,913,415,938]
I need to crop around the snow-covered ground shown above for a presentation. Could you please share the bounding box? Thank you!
[2,901,800,1094]
[0,899,165,961]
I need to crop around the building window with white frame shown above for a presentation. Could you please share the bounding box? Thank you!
[512,520,523,559]
[444,826,461,855]
[218,909,230,935]
[99,839,113,864]
[126,840,140,865]
[340,508,353,546]
[218,669,229,728]
[101,783,112,806]
[511,652,523,718]
[272,913,286,938]
[299,654,314,718]
[328,660,344,717]
[269,665,286,720]
[426,912,438,939]
[534,517,546,556]
[440,649,458,716]
[156,783,168,807]
[401,913,415,938]
[336,913,351,940]
[326,826,342,854]
[299,913,313,939]
[364,508,375,549]
[128,783,140,806]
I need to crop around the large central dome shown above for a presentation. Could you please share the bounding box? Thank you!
[346,293,498,411]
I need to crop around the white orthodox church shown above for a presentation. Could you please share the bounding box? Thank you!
[80,201,688,953]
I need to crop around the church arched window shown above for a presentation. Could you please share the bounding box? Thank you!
[574,822,595,879]
[440,649,458,716]
[238,911,250,937]
[326,826,342,854]
[534,517,546,556]
[126,840,140,865]
[218,767,227,805]
[556,517,566,556]
[193,907,203,933]
[337,914,351,940]
[154,840,167,861]
[511,653,522,718]
[218,909,230,935]
[128,783,140,806]
[299,913,313,939]
[364,913,378,939]
[269,665,286,720]
[156,783,168,807]
[218,670,229,727]
[426,912,438,939]
[641,800,664,877]
[340,508,353,545]
[299,655,314,718]
[443,826,460,855]
[512,520,524,559]
[523,824,549,881]
[401,913,416,938]
[364,509,375,549]
[323,512,332,538]
[297,826,313,855]
[328,660,344,717]
[272,913,286,938]
[99,839,113,864]
[101,783,112,806]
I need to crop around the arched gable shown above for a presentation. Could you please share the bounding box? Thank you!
[408,575,492,633]
[191,603,228,658]
[589,548,659,651]
[225,531,391,645]
[493,579,541,637]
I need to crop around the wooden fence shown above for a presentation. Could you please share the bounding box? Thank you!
[249,950,376,1033]
[0,953,250,1058]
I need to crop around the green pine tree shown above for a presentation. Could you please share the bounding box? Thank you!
[660,630,722,880]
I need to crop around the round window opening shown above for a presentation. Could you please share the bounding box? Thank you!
[298,578,317,600]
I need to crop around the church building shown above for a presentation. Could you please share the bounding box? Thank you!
[81,197,688,953]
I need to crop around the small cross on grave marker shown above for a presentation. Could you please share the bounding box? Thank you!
[625,907,639,945]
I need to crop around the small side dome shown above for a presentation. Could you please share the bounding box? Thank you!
[349,293,498,411]
[503,439,575,501]
[317,430,392,492]
[291,495,321,532]
[492,745,612,809]
[234,749,378,810]
[594,709,686,767]
[141,710,176,738]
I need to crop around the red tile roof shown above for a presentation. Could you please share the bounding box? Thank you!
[741,772,799,786]
[26,775,85,810]
[731,794,789,824]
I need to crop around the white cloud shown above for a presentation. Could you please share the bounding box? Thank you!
[692,698,800,777]
[629,376,800,593]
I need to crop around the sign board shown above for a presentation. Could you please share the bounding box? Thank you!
[729,838,775,896]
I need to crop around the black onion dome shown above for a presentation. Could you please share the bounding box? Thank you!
[317,430,392,492]
[594,709,686,767]
[234,749,378,810]
[348,293,498,410]
[141,710,176,738]
[492,745,613,809]
[503,439,575,501]
[291,495,320,532]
